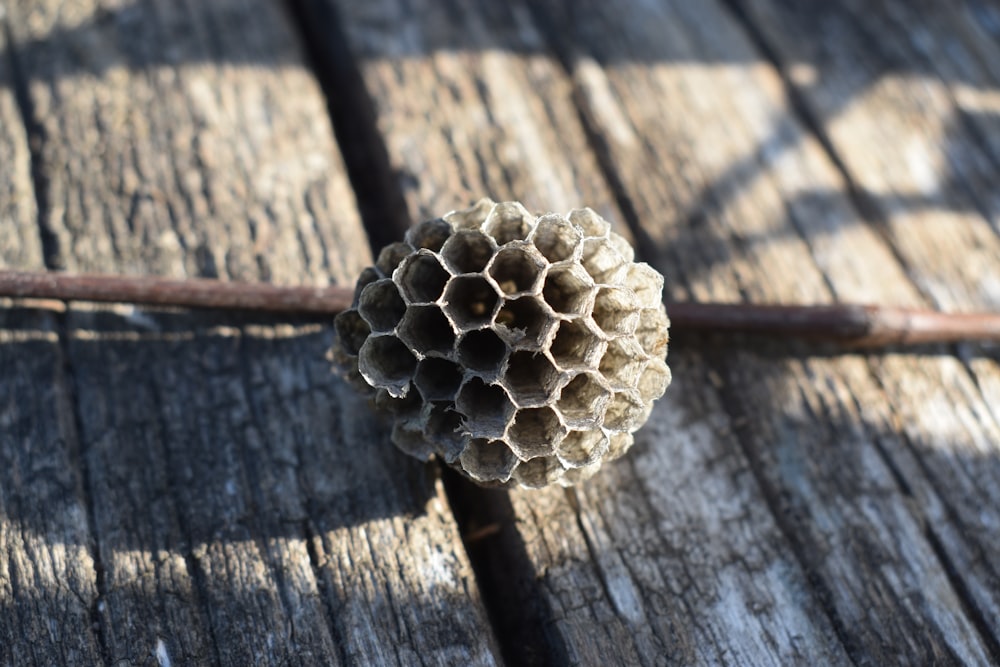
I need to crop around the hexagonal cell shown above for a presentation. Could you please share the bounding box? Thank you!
[456,329,508,375]
[414,357,464,401]
[443,275,501,331]
[637,358,671,403]
[455,378,515,440]
[547,318,606,370]
[557,429,609,467]
[391,422,435,461]
[444,198,495,230]
[560,460,603,486]
[508,406,565,460]
[530,213,583,263]
[375,242,413,277]
[358,279,407,333]
[512,455,564,489]
[397,305,456,356]
[580,237,628,284]
[607,231,635,264]
[483,201,534,245]
[406,218,453,251]
[374,386,422,419]
[459,438,518,485]
[495,296,553,349]
[423,402,469,463]
[542,263,596,316]
[396,251,451,304]
[605,432,634,461]
[599,336,648,390]
[334,309,370,356]
[358,334,417,397]
[592,287,640,336]
[635,307,670,358]
[603,390,646,432]
[568,207,610,238]
[622,263,663,309]
[489,245,545,296]
[351,267,381,306]
[503,350,563,407]
[556,372,612,427]
[440,229,495,274]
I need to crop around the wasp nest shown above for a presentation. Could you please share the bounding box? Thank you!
[333,199,670,488]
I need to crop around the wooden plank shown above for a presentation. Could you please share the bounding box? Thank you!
[312,0,853,663]
[536,0,1000,663]
[3,0,499,664]
[727,0,1000,649]
[0,25,103,666]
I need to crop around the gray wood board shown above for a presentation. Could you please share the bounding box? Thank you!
[1,0,499,664]
[314,0,867,663]
[537,0,1000,663]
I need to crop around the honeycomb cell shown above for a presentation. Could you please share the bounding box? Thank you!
[637,358,671,403]
[531,214,582,262]
[503,350,563,407]
[444,197,495,230]
[455,378,515,439]
[459,439,519,484]
[592,287,640,336]
[334,309,370,356]
[375,386,422,420]
[599,336,648,390]
[358,334,417,397]
[483,201,534,245]
[548,318,606,370]
[606,432,634,461]
[423,402,468,463]
[397,251,451,304]
[456,329,508,375]
[358,279,407,333]
[603,390,646,432]
[489,244,545,296]
[414,357,464,401]
[635,307,670,357]
[622,263,664,309]
[558,429,609,467]
[513,455,564,489]
[443,275,501,330]
[440,229,496,274]
[581,237,628,284]
[508,407,565,460]
[376,242,413,277]
[556,373,612,427]
[392,422,435,461]
[568,207,610,238]
[608,231,635,264]
[560,461,603,486]
[351,267,381,306]
[397,305,456,356]
[406,218,453,251]
[495,295,553,349]
[542,263,596,316]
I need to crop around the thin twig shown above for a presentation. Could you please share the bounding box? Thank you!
[0,269,998,348]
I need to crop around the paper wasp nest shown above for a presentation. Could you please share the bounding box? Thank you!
[333,199,670,488]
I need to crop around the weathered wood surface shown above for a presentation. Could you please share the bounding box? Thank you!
[308,0,1000,664]
[0,1,498,665]
[3,0,1000,665]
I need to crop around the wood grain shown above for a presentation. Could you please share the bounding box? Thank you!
[1,0,498,664]
[312,0,853,663]
[539,0,1000,662]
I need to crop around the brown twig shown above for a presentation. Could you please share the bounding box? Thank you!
[1,269,998,348]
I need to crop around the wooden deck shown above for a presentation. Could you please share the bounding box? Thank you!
[2,0,999,664]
